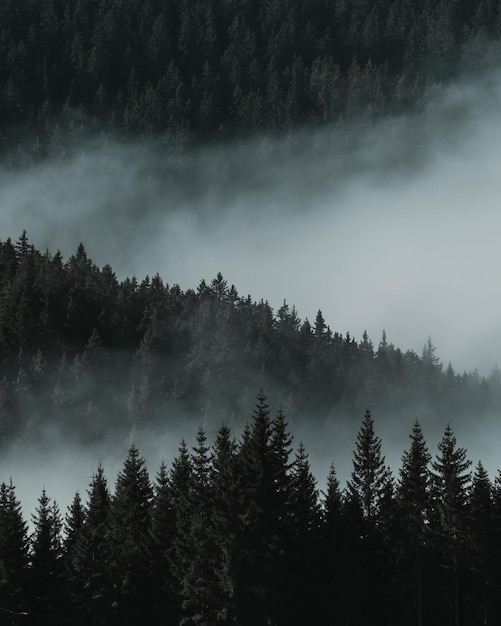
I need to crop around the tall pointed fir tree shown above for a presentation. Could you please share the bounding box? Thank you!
[289,442,321,626]
[468,461,495,625]
[348,409,388,522]
[110,444,154,626]
[63,491,86,625]
[150,460,177,625]
[168,440,194,624]
[210,424,240,625]
[397,420,432,626]
[236,392,289,626]
[429,425,471,626]
[176,427,219,626]
[345,409,390,625]
[0,480,29,620]
[68,464,113,626]
[29,489,64,625]
[319,464,344,625]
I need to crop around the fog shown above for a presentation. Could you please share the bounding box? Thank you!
[2,67,501,519]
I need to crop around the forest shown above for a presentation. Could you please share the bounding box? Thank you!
[1,394,499,626]
[0,232,499,449]
[1,0,501,160]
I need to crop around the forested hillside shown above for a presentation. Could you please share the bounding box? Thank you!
[1,0,501,155]
[0,233,498,449]
[1,396,499,625]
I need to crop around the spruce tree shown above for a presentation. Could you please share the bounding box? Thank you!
[150,460,177,624]
[168,440,193,623]
[346,409,390,625]
[319,465,343,626]
[110,444,154,626]
[68,465,112,626]
[0,480,29,619]
[236,392,288,626]
[29,489,64,625]
[468,461,494,625]
[348,409,388,522]
[397,420,432,626]
[289,442,321,626]
[63,491,86,624]
[210,424,239,625]
[178,427,219,626]
[430,425,472,626]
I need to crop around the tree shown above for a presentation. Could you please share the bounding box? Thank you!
[0,480,29,620]
[236,392,289,626]
[346,409,391,625]
[150,460,177,624]
[289,442,321,626]
[348,409,388,521]
[177,427,219,626]
[397,420,432,626]
[468,461,495,625]
[110,444,154,625]
[63,491,86,624]
[29,489,64,625]
[210,424,240,625]
[65,466,112,626]
[430,425,472,626]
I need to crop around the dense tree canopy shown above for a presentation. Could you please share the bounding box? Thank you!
[0,233,499,449]
[1,0,500,157]
[1,399,500,625]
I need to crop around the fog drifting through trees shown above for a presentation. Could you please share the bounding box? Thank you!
[2,69,501,376]
[2,68,501,524]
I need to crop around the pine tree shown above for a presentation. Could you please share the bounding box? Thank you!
[150,460,177,624]
[236,392,288,626]
[29,489,64,625]
[348,409,388,522]
[210,424,239,625]
[346,409,390,625]
[468,461,494,625]
[75,463,113,626]
[289,442,321,626]
[110,444,154,625]
[319,465,343,626]
[63,491,86,624]
[177,427,219,626]
[430,425,472,626]
[397,420,432,626]
[0,480,29,619]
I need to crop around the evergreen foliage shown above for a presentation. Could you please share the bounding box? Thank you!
[0,397,500,624]
[0,235,499,451]
[1,0,500,155]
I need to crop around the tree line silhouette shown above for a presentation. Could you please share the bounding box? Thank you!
[1,395,499,625]
[0,232,499,448]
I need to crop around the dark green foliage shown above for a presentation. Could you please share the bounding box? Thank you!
[0,0,500,154]
[396,421,432,626]
[68,465,113,625]
[29,489,64,625]
[0,480,29,618]
[429,425,472,626]
[1,404,501,625]
[348,409,389,521]
[110,444,154,625]
[0,236,500,450]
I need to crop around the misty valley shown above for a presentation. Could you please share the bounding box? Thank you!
[4,0,501,622]
[1,236,501,625]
